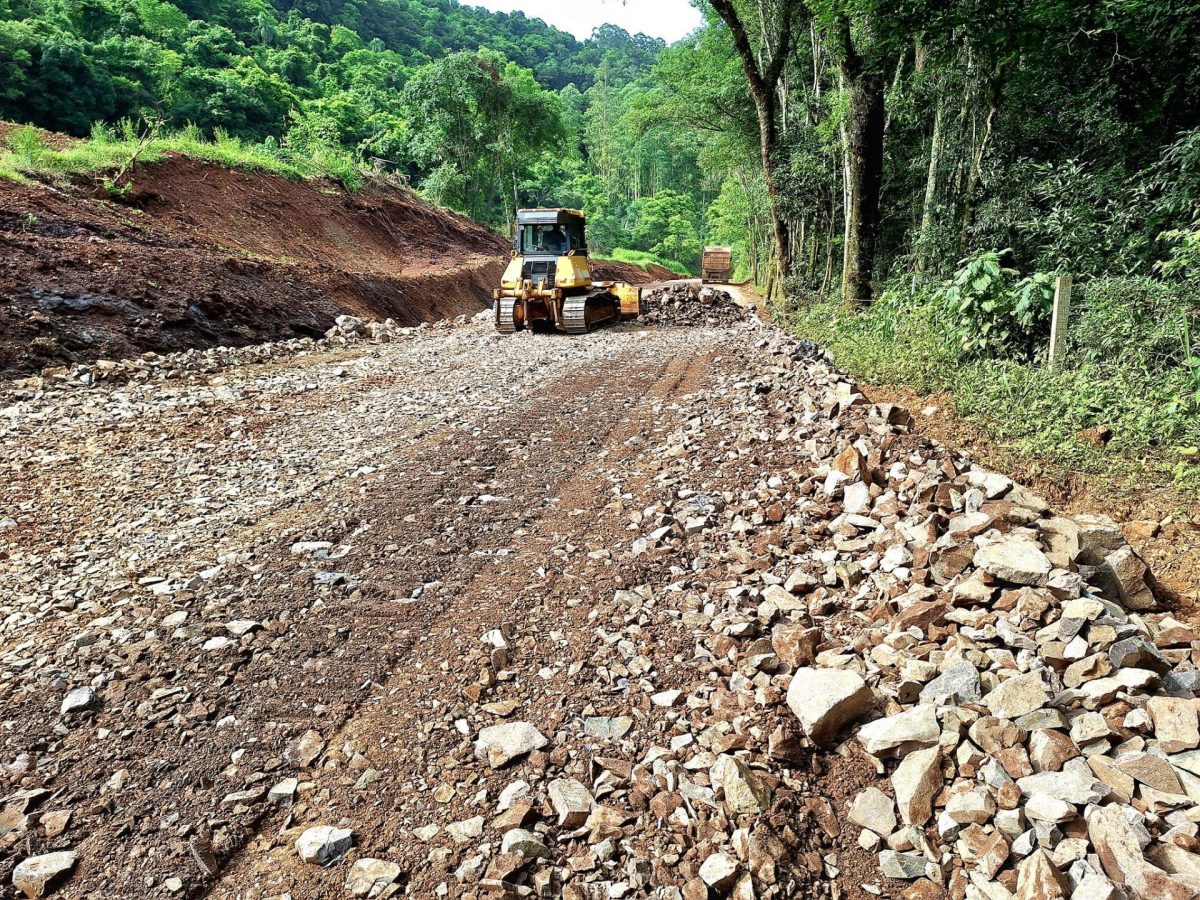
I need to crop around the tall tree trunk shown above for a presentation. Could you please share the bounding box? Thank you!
[918,88,945,272]
[959,71,1002,255]
[710,0,797,282]
[752,78,793,281]
[840,68,886,305]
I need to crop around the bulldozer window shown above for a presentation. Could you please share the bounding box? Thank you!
[521,223,583,255]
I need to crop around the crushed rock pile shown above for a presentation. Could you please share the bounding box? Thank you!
[639,283,755,327]
[587,325,1191,899]
[2,313,485,400]
[323,312,480,345]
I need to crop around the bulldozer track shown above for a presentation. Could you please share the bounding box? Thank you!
[494,297,520,334]
[563,291,620,335]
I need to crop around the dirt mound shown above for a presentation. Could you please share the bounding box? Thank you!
[0,122,77,150]
[0,155,509,376]
[592,259,679,283]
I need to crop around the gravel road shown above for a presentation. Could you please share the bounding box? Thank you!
[1,305,1190,900]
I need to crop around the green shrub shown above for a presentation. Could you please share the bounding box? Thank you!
[787,278,1200,489]
[1071,276,1194,374]
[5,125,49,167]
[932,250,1054,357]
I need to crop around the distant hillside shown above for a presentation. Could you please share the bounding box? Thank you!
[269,0,662,90]
[0,0,664,140]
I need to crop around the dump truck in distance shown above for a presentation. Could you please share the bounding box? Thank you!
[702,246,733,284]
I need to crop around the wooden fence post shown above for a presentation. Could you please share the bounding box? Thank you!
[1049,275,1073,370]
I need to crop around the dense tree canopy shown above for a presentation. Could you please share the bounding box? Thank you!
[0,0,708,258]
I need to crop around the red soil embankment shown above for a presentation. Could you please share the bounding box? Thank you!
[0,155,509,375]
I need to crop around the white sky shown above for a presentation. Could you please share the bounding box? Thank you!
[471,0,704,43]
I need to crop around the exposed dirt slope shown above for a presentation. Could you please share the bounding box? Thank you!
[591,259,679,283]
[0,156,509,375]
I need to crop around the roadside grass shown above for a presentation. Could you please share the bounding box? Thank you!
[0,122,364,189]
[608,247,693,277]
[786,291,1200,494]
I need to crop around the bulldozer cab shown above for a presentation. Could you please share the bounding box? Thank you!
[517,209,586,258]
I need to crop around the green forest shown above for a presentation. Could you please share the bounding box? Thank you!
[2,0,1200,485]
[0,0,703,271]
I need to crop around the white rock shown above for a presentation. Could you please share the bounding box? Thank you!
[501,828,550,860]
[892,746,942,826]
[13,851,77,898]
[857,704,940,756]
[848,786,896,836]
[548,777,594,827]
[785,667,873,744]
[295,826,354,866]
[344,858,401,898]
[475,722,547,768]
[975,537,1053,586]
[60,687,97,715]
[699,852,739,891]
[985,671,1050,719]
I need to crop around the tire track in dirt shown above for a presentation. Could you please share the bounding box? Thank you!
[0,326,735,899]
[197,343,725,899]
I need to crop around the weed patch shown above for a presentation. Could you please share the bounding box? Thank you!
[0,122,364,189]
[787,287,1200,492]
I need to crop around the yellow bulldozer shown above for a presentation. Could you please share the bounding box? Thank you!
[493,209,640,334]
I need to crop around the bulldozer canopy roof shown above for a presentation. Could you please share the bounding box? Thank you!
[517,209,585,226]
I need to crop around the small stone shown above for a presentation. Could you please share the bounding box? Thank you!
[447,816,484,843]
[41,810,71,838]
[985,671,1050,719]
[549,778,594,827]
[857,705,940,756]
[1024,792,1075,824]
[1070,712,1113,745]
[879,850,926,880]
[285,730,326,768]
[13,851,77,898]
[345,858,402,898]
[944,789,995,826]
[1014,849,1068,900]
[583,716,633,740]
[501,828,550,860]
[699,853,739,891]
[1029,729,1080,772]
[651,689,683,707]
[1110,637,1171,674]
[892,746,942,826]
[1096,545,1153,608]
[1116,751,1184,794]
[785,667,873,744]
[268,778,299,807]
[1018,767,1109,805]
[60,688,97,716]
[476,722,548,767]
[1149,697,1200,753]
[975,537,1053,586]
[720,757,772,815]
[295,826,354,866]
[919,662,982,705]
[848,787,896,836]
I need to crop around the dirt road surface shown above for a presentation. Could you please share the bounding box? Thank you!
[1,302,1190,900]
[2,314,851,898]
